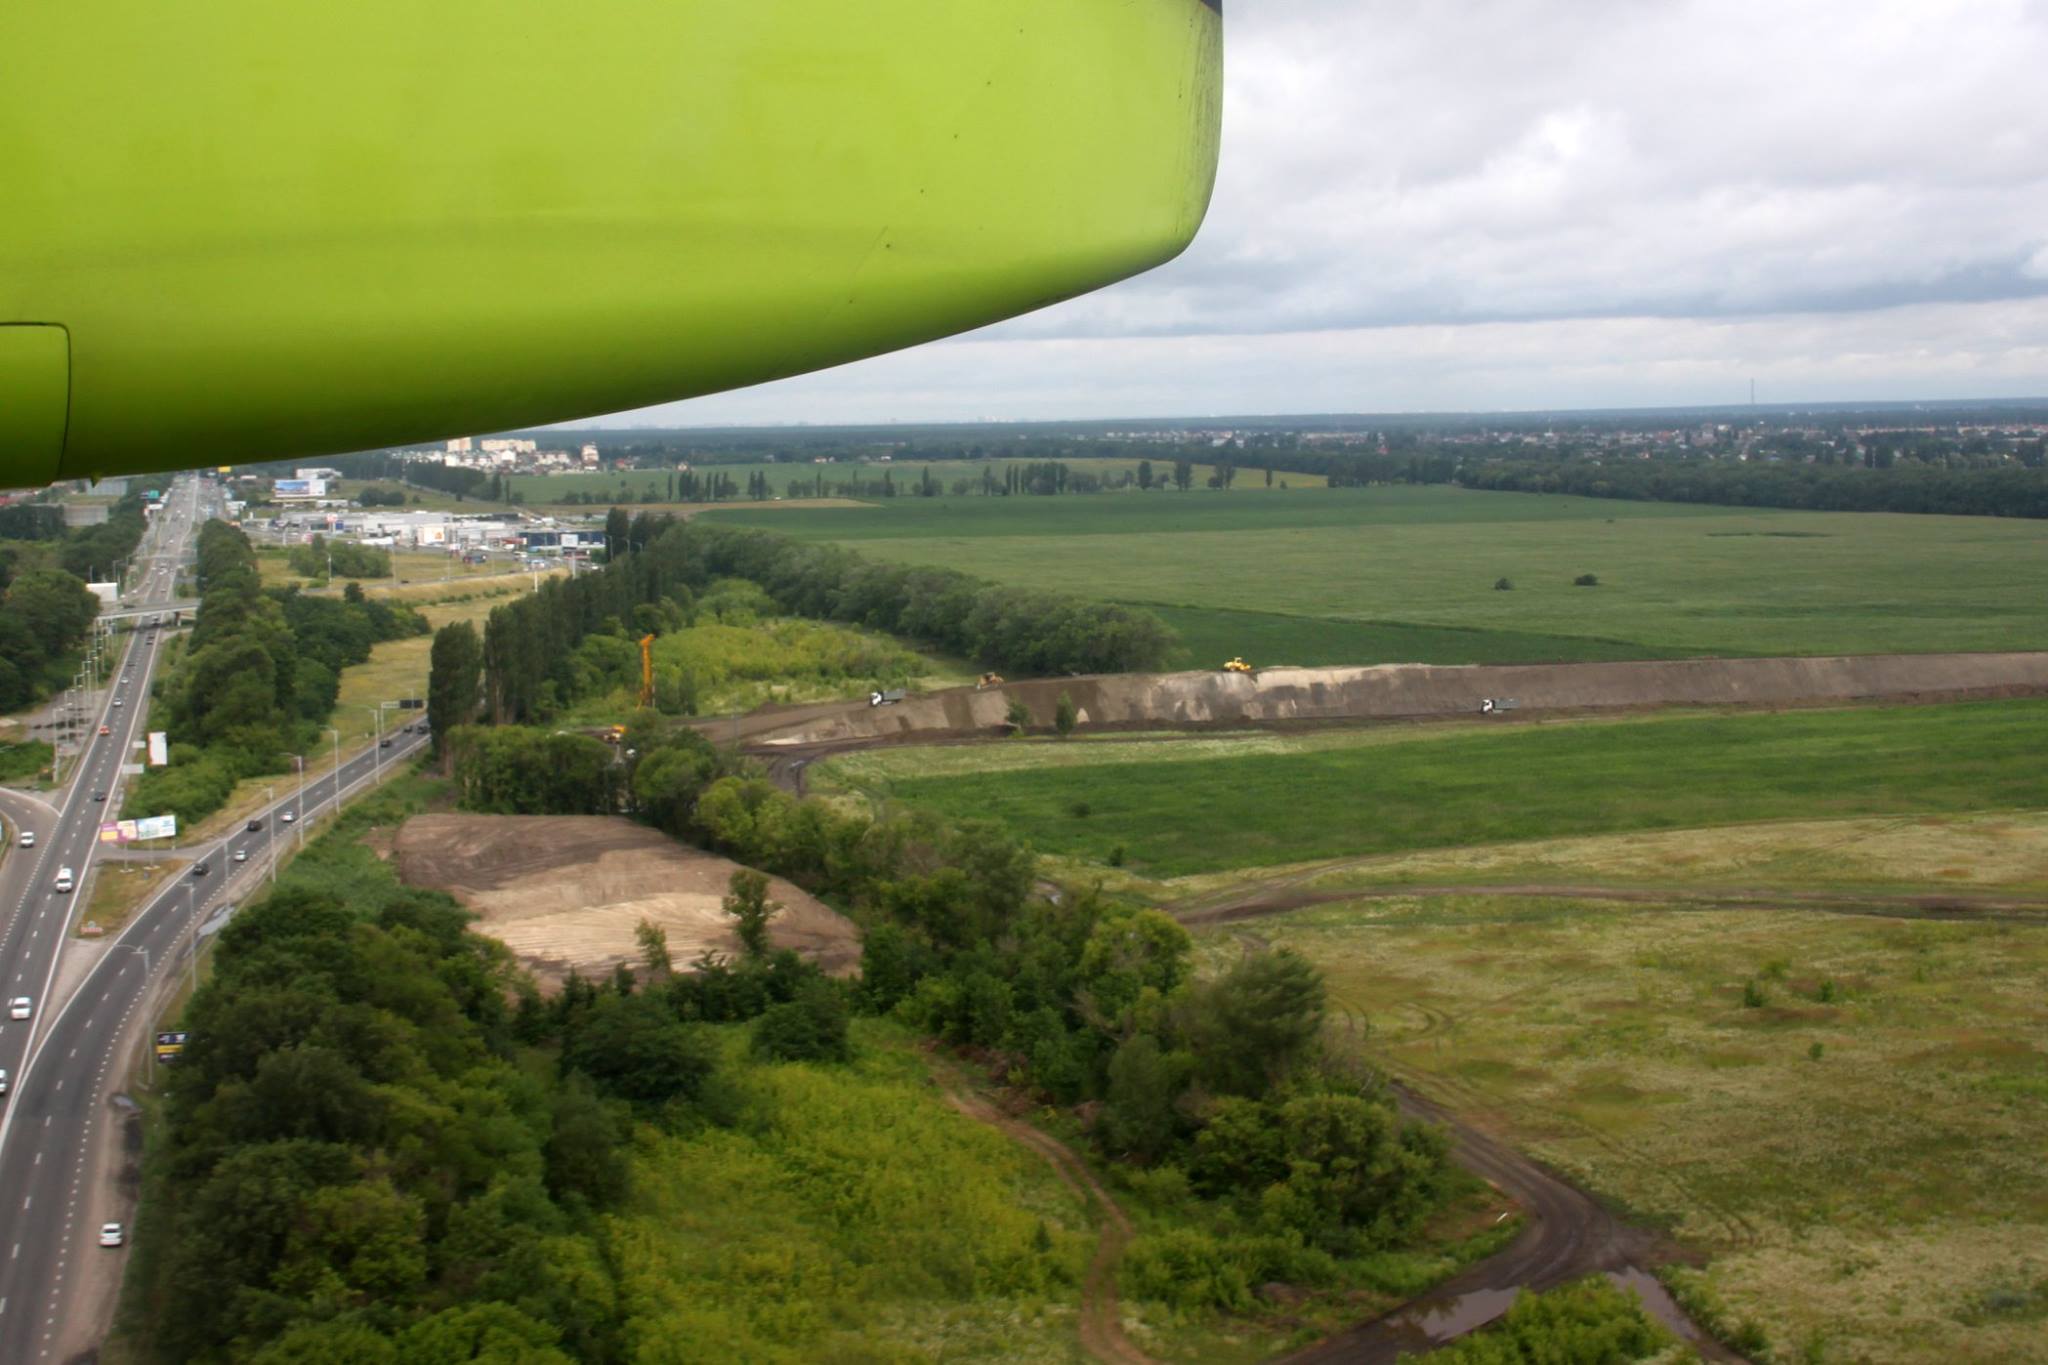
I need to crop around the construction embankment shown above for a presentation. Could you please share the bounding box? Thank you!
[739,651,2048,748]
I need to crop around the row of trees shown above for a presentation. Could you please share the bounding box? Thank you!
[287,533,393,580]
[477,516,1175,723]
[1458,458,2048,518]
[126,523,426,824]
[0,484,163,712]
[0,564,97,712]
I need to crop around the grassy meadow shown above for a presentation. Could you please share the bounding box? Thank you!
[704,485,2048,662]
[856,701,2048,878]
[610,1020,1095,1365]
[1217,892,2048,1364]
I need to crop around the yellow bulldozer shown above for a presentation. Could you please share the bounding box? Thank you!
[976,672,1005,689]
[1222,657,1253,674]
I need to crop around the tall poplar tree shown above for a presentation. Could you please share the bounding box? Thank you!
[427,621,482,760]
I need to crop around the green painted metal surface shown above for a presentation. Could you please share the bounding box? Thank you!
[0,328,69,475]
[0,1,1221,486]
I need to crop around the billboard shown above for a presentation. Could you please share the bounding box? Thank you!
[155,1031,188,1063]
[148,730,169,766]
[273,478,328,499]
[97,814,177,843]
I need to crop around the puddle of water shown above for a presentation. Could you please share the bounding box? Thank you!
[1407,1285,1521,1343]
[1608,1266,1708,1344]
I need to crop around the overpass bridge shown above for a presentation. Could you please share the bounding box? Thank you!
[99,599,197,624]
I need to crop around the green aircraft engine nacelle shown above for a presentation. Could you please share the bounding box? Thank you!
[0,0,1222,486]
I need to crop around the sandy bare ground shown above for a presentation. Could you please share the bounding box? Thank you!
[395,814,860,988]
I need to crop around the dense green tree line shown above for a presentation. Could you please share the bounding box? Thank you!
[287,533,393,580]
[0,566,97,711]
[0,484,164,711]
[478,515,1174,722]
[1459,457,2048,518]
[0,503,66,540]
[127,821,642,1360]
[58,484,162,581]
[126,523,425,825]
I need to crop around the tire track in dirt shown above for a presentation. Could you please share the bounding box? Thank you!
[1176,880,2048,926]
[928,1057,1156,1365]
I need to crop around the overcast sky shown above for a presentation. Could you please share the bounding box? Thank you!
[607,0,2048,427]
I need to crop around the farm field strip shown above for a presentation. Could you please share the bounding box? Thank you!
[862,700,2048,878]
[706,487,2048,659]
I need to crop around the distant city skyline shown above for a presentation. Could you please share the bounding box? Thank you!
[588,1,2048,428]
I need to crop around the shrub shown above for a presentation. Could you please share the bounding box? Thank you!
[1005,699,1032,733]
[1494,577,1514,591]
[752,981,854,1063]
[1742,979,1766,1008]
[1121,1230,1254,1313]
[1054,692,1077,738]
[1573,572,1600,587]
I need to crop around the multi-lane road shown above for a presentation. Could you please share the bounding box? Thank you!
[0,480,428,1359]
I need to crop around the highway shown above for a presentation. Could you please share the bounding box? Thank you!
[0,480,431,1359]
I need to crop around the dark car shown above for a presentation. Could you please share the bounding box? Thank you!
[92,790,106,802]
[246,818,263,832]
[191,861,209,877]
[380,738,393,748]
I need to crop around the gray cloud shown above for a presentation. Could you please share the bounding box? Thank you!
[600,0,2048,424]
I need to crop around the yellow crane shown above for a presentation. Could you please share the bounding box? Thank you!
[638,634,656,709]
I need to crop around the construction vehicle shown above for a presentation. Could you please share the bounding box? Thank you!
[601,725,628,745]
[1222,657,1253,674]
[638,634,656,709]
[976,672,1004,689]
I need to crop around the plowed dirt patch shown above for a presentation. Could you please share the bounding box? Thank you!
[396,814,860,988]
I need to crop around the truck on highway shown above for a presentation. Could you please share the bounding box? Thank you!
[53,866,74,894]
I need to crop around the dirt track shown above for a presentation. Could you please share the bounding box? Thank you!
[728,650,2048,748]
[395,814,861,986]
[930,1054,1156,1365]
[1177,880,2048,927]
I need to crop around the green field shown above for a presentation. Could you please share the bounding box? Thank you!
[1234,893,2048,1364]
[861,701,2048,877]
[704,486,2048,661]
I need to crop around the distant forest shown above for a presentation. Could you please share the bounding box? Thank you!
[286,398,2048,520]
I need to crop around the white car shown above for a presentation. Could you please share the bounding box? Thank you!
[0,1068,9,1095]
[99,1223,124,1248]
[233,848,248,863]
[17,831,32,849]
[280,810,296,824]
[8,998,31,1021]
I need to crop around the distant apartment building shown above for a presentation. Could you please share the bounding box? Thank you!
[446,437,474,454]
[581,444,600,467]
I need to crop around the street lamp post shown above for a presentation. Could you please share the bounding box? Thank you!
[266,785,277,883]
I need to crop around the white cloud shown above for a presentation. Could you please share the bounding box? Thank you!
[597,0,2048,424]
